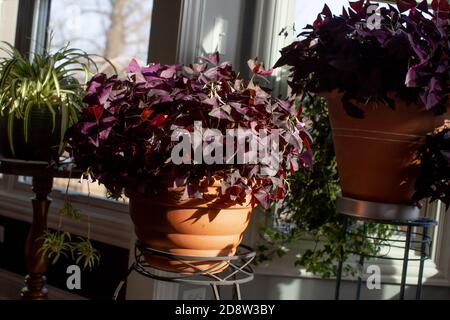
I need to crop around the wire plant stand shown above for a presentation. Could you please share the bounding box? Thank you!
[334,197,437,300]
[113,241,255,300]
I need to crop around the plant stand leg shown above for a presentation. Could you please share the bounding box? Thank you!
[21,175,53,300]
[415,226,428,300]
[233,283,242,300]
[335,215,348,300]
[211,284,221,300]
[399,225,412,300]
[356,223,368,300]
[113,264,135,300]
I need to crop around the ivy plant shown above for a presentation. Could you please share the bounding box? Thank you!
[413,120,450,208]
[256,96,393,278]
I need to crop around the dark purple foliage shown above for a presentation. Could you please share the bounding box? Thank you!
[274,0,450,116]
[65,55,312,208]
[413,120,450,208]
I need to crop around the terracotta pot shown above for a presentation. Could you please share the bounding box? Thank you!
[324,92,448,206]
[127,184,252,274]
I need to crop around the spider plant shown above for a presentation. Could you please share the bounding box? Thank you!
[0,41,113,157]
[39,175,101,270]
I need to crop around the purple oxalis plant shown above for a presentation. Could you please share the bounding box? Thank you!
[65,54,313,209]
[274,0,450,117]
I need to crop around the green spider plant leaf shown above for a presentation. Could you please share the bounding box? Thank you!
[23,100,34,144]
[42,66,53,88]
[59,98,69,154]
[0,58,17,89]
[38,231,73,265]
[59,201,82,220]
[69,104,79,124]
[20,79,28,102]
[7,111,15,156]
[9,78,18,105]
[52,70,61,97]
[72,238,100,271]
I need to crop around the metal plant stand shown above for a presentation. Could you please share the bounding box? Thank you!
[334,197,437,300]
[113,241,255,300]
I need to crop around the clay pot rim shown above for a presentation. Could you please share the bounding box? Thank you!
[319,90,445,114]
[125,185,252,209]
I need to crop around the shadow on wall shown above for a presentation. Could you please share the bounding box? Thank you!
[242,263,450,300]
[175,268,450,300]
[240,274,420,300]
[390,277,450,300]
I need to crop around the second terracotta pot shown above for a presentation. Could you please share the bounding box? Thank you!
[325,92,447,205]
[127,185,252,274]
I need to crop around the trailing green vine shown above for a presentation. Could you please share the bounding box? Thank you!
[256,95,393,278]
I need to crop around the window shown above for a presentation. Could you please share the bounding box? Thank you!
[293,0,397,29]
[12,0,154,199]
[48,0,153,74]
[294,0,350,31]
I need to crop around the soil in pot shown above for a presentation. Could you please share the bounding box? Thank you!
[325,92,449,206]
[0,104,62,161]
[127,184,253,274]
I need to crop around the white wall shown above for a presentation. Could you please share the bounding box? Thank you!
[197,0,243,65]
[0,0,19,56]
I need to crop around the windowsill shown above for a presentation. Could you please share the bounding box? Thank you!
[245,203,450,287]
[1,180,448,288]
[0,185,132,249]
[253,242,449,287]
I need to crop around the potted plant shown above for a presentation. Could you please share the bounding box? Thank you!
[0,42,106,161]
[274,0,449,217]
[65,53,312,273]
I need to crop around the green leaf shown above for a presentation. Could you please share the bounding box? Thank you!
[7,112,15,156]
[59,201,82,220]
[0,57,17,89]
[9,78,18,105]
[59,98,69,154]
[38,231,73,265]
[23,101,33,143]
[72,238,100,271]
[52,70,61,97]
